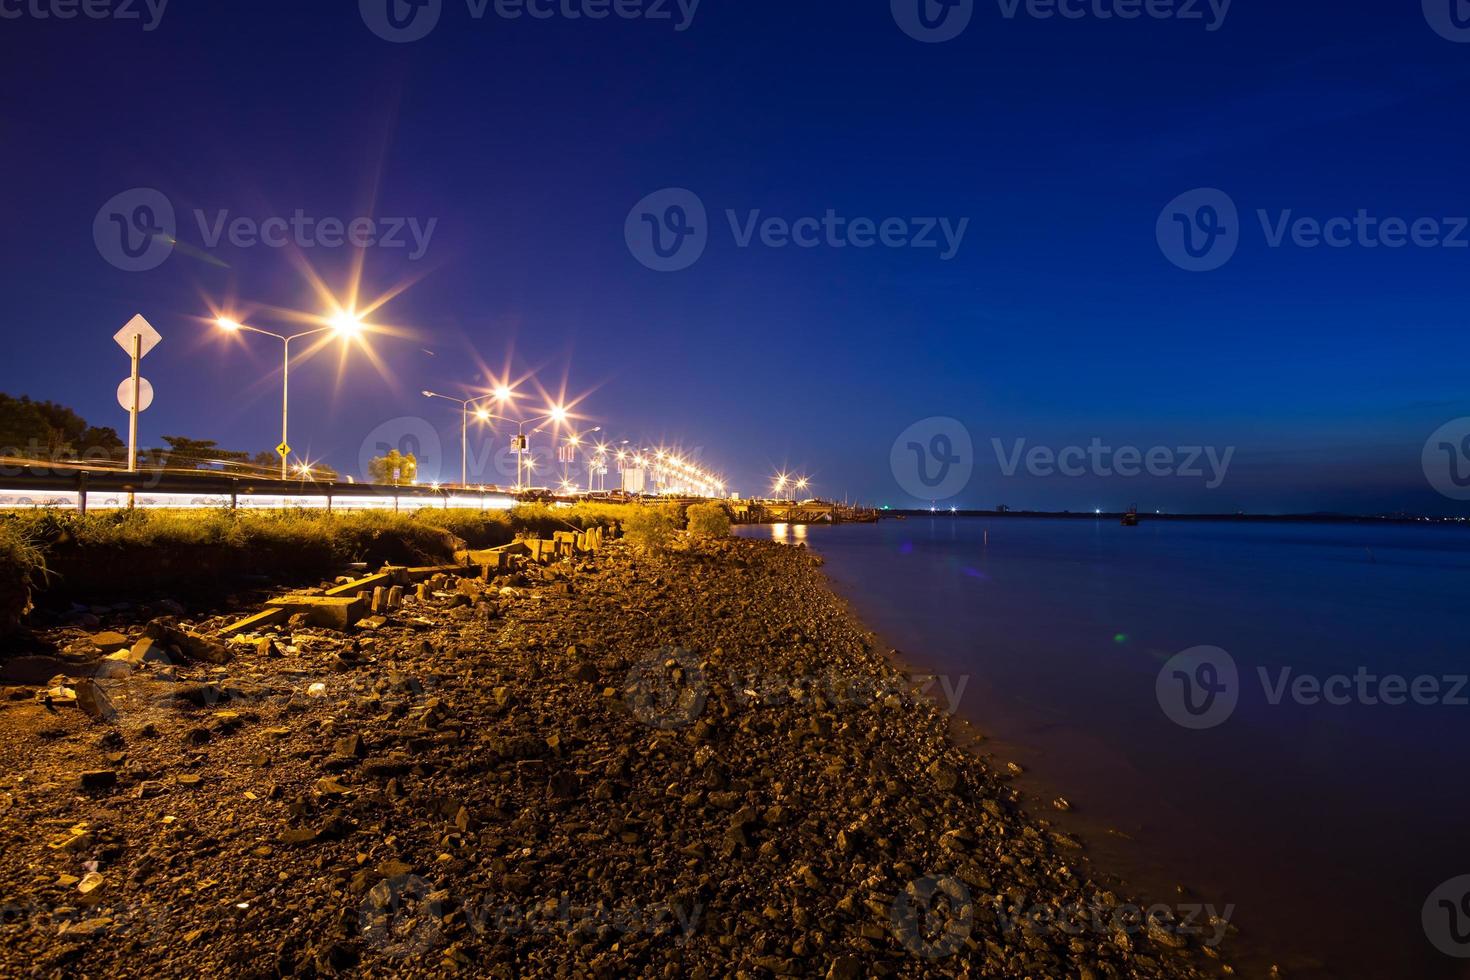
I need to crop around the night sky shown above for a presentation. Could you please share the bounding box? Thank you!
[2,0,1468,514]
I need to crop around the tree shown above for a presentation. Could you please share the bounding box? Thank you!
[145,436,251,470]
[368,450,417,486]
[0,393,123,460]
[686,502,732,539]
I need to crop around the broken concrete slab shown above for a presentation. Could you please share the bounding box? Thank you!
[219,607,289,639]
[265,595,364,630]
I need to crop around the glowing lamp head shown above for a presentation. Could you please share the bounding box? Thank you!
[217,317,243,332]
[329,311,364,337]
[494,385,514,402]
[475,408,491,422]
[548,406,568,424]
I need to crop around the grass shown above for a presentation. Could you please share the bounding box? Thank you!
[0,501,677,612]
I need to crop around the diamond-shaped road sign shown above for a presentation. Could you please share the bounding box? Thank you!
[276,443,291,458]
[114,314,162,358]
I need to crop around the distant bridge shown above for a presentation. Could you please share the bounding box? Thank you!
[731,500,878,525]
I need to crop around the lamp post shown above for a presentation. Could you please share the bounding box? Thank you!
[474,405,568,492]
[422,388,512,488]
[559,426,602,490]
[217,313,363,480]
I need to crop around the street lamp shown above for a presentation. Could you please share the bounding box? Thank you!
[472,405,571,493]
[559,425,602,489]
[216,312,363,480]
[422,387,513,487]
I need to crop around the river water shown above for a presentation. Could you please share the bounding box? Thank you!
[739,516,1470,979]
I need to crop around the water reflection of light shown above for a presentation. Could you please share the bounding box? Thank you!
[769,522,807,543]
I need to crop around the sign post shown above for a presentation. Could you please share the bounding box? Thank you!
[113,315,162,478]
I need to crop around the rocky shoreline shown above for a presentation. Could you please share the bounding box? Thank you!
[0,535,1228,977]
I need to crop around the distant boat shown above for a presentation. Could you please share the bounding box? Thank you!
[1122,505,1140,527]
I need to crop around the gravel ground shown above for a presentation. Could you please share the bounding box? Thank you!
[0,535,1231,978]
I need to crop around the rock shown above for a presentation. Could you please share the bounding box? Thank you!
[826,955,861,980]
[59,917,112,941]
[76,680,117,722]
[90,631,129,652]
[142,619,232,665]
[79,770,117,790]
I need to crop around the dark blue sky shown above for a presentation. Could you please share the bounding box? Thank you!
[3,0,1468,513]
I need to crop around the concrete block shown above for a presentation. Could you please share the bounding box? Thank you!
[325,572,393,599]
[266,595,364,630]
[219,607,289,638]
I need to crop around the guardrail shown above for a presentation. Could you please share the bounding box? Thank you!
[0,465,523,512]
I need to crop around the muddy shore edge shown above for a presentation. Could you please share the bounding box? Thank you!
[0,535,1227,977]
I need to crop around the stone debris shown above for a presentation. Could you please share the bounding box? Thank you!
[0,535,1223,979]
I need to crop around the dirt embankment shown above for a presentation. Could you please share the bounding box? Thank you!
[0,537,1226,978]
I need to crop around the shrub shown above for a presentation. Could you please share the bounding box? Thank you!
[0,521,43,634]
[685,502,731,539]
[622,506,676,554]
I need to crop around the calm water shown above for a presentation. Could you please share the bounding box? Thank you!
[740,517,1470,979]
